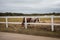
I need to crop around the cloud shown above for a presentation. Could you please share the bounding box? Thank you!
[0,0,60,13]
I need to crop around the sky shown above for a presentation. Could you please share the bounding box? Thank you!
[0,0,60,14]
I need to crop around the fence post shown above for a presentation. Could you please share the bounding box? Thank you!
[6,17,8,28]
[25,17,27,29]
[51,15,54,31]
[39,17,40,23]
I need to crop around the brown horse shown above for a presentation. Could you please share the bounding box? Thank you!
[22,18,39,25]
[22,18,31,25]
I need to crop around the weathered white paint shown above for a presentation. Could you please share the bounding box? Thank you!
[51,16,54,31]
[6,17,8,28]
[25,17,27,29]
[0,16,60,18]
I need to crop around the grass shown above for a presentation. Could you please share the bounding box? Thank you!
[8,18,23,22]
[0,24,60,38]
[0,18,60,38]
[0,18,6,22]
[18,29,60,38]
[0,28,60,38]
[0,18,60,23]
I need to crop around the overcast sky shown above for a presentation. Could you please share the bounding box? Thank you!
[0,0,60,14]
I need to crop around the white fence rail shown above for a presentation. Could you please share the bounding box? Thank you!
[0,16,60,31]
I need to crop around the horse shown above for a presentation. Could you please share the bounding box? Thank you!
[22,18,31,25]
[22,18,39,25]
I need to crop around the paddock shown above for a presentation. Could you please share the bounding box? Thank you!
[0,15,60,31]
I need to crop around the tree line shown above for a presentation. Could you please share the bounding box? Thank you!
[0,12,60,16]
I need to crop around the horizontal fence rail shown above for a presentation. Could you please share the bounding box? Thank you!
[0,15,60,31]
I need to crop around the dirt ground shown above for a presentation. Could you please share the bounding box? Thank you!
[0,32,60,40]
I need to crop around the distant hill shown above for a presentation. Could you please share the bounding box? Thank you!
[0,12,60,16]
